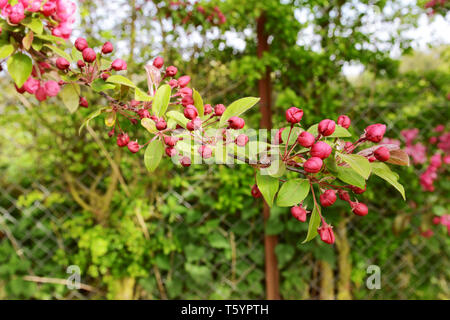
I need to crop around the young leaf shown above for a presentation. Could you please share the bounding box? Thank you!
[281,126,303,146]
[193,89,204,117]
[219,97,260,127]
[276,179,310,207]
[336,167,366,189]
[256,171,279,207]
[338,152,371,180]
[141,118,157,134]
[7,53,33,87]
[307,124,351,138]
[386,149,410,166]
[44,44,72,62]
[22,17,43,34]
[0,44,14,59]
[135,87,152,102]
[152,84,171,117]
[371,162,406,200]
[144,139,164,172]
[105,112,116,127]
[91,78,116,92]
[60,83,80,113]
[302,202,321,244]
[22,31,33,50]
[78,107,107,135]
[106,75,136,88]
[167,110,188,128]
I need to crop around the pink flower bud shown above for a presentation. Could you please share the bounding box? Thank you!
[235,134,249,147]
[310,141,332,159]
[285,107,303,124]
[79,97,89,108]
[184,105,198,120]
[164,136,178,147]
[117,133,130,147]
[186,117,202,131]
[111,59,127,71]
[127,141,140,153]
[320,190,337,207]
[9,3,25,24]
[181,95,194,107]
[180,87,193,97]
[56,57,70,70]
[165,66,177,77]
[75,37,88,52]
[101,41,114,54]
[251,184,262,198]
[43,80,60,97]
[374,146,390,162]
[228,116,245,130]
[204,104,213,115]
[137,109,151,119]
[82,48,96,63]
[165,147,178,157]
[350,185,366,194]
[297,131,315,148]
[318,224,335,244]
[303,157,323,173]
[432,216,441,225]
[338,190,350,202]
[214,104,225,116]
[365,124,386,143]
[169,79,178,88]
[178,75,191,88]
[101,72,110,80]
[23,77,40,94]
[291,206,307,222]
[156,119,167,131]
[180,156,191,167]
[337,115,351,129]
[35,87,47,102]
[318,119,336,136]
[198,145,212,159]
[351,202,368,216]
[77,60,86,68]
[153,56,164,69]
[42,1,56,16]
[344,142,354,153]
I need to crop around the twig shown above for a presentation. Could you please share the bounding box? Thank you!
[23,275,99,293]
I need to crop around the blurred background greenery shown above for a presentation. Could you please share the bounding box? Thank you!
[0,0,449,299]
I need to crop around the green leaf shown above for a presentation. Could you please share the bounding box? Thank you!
[60,83,80,113]
[167,110,188,128]
[78,107,107,135]
[219,97,260,127]
[22,31,33,50]
[302,201,321,244]
[91,78,116,92]
[22,17,43,34]
[260,159,286,178]
[371,162,406,200]
[256,171,279,207]
[144,139,164,172]
[71,46,83,62]
[193,89,204,117]
[106,75,136,88]
[44,44,72,62]
[7,53,33,87]
[336,167,366,189]
[0,44,14,59]
[338,152,371,180]
[31,38,43,51]
[141,118,157,134]
[276,179,310,207]
[152,84,171,117]
[307,124,351,138]
[281,126,303,146]
[134,87,153,102]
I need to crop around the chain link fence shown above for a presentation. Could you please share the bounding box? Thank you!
[0,100,449,300]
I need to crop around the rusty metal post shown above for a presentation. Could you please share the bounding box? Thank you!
[257,13,280,300]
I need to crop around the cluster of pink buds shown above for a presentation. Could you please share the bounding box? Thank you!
[259,106,399,245]
[424,0,448,15]
[0,0,76,39]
